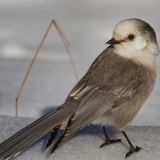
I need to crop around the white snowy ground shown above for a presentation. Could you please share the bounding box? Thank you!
[0,115,160,160]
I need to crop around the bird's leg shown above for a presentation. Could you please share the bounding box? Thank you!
[100,126,121,148]
[122,131,141,158]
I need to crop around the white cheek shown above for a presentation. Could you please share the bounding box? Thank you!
[115,37,147,54]
[132,37,147,50]
[114,38,148,59]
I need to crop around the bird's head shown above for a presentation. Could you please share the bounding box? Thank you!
[107,18,159,58]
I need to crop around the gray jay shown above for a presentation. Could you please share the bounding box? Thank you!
[0,18,159,159]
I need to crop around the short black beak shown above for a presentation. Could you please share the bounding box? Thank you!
[106,38,121,45]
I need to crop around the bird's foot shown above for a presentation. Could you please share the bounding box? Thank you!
[100,138,121,148]
[125,146,141,158]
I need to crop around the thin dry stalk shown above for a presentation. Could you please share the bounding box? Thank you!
[15,18,78,117]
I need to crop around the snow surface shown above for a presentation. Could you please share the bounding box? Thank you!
[0,115,160,160]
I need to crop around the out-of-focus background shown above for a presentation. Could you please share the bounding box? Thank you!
[0,0,159,125]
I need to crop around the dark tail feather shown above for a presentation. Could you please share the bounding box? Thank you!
[50,114,74,154]
[0,101,77,160]
[45,126,60,149]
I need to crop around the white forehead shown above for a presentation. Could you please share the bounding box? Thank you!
[113,19,139,36]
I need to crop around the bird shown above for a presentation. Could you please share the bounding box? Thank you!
[0,18,159,160]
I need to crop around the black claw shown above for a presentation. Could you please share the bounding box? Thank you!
[100,142,107,148]
[122,131,142,158]
[100,126,122,148]
[112,139,122,143]
[125,146,141,158]
[100,139,122,148]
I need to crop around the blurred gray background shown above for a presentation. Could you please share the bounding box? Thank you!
[0,0,159,125]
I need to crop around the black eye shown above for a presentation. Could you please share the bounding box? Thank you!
[128,34,135,40]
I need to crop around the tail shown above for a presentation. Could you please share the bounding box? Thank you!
[0,101,77,160]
